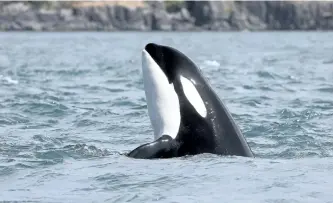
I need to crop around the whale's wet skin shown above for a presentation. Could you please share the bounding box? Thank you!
[1,32,333,202]
[128,43,253,159]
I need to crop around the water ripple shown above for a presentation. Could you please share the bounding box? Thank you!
[1,32,333,202]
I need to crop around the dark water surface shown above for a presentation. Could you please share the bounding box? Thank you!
[1,32,333,202]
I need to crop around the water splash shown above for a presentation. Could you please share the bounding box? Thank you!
[0,75,18,84]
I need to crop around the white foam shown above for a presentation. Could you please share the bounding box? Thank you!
[204,60,220,67]
[0,75,18,84]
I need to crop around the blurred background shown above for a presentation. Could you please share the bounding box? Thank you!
[1,0,333,31]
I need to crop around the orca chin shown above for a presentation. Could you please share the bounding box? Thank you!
[128,43,254,159]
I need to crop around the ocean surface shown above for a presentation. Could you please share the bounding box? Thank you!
[1,32,333,202]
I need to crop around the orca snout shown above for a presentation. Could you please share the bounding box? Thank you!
[144,43,163,61]
[144,43,158,53]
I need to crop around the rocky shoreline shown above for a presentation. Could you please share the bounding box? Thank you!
[1,1,333,31]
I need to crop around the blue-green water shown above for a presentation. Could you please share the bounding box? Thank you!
[1,32,333,202]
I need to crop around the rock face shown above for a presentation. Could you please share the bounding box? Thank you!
[0,1,333,31]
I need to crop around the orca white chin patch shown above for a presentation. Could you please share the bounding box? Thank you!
[141,50,181,140]
[180,76,207,117]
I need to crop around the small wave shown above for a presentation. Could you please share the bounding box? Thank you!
[1,143,116,171]
[239,98,262,107]
[0,75,18,84]
[62,144,113,158]
[300,109,321,120]
[30,144,113,165]
[242,85,254,90]
[112,97,140,107]
[33,134,63,146]
[73,118,104,128]
[278,148,324,159]
[0,165,15,177]
[12,101,70,118]
[316,87,333,93]
[279,108,298,119]
[0,113,30,126]
[203,60,220,67]
[262,57,279,64]
[256,71,275,79]
[56,69,90,76]
[0,161,41,177]
[105,79,129,84]
[322,59,333,64]
[310,99,333,111]
[259,86,273,91]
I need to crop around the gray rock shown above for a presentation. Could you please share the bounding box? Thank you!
[38,9,60,22]
[129,8,147,30]
[241,1,267,21]
[228,3,266,31]
[19,21,42,31]
[171,21,195,31]
[73,7,105,23]
[88,7,110,25]
[0,20,11,30]
[53,19,87,31]
[15,10,37,22]
[211,1,235,20]
[186,1,235,26]
[1,1,333,31]
[292,2,317,30]
[151,10,172,31]
[144,1,172,31]
[58,8,74,21]
[209,21,231,31]
[0,21,21,31]
[316,2,333,29]
[56,19,107,31]
[185,1,212,26]
[146,1,165,10]
[0,14,14,23]
[247,15,267,30]
[142,9,153,31]
[108,6,146,30]
[1,2,30,15]
[180,8,194,23]
[108,5,127,28]
[229,9,248,30]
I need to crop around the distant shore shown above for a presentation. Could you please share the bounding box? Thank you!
[1,1,333,31]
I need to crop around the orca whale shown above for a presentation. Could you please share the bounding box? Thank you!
[127,43,254,159]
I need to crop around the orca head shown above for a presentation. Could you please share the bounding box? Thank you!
[141,43,208,141]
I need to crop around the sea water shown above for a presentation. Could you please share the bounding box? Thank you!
[1,32,333,202]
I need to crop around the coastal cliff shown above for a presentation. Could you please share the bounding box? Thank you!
[1,1,333,31]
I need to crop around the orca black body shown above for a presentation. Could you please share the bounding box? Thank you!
[127,43,254,159]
